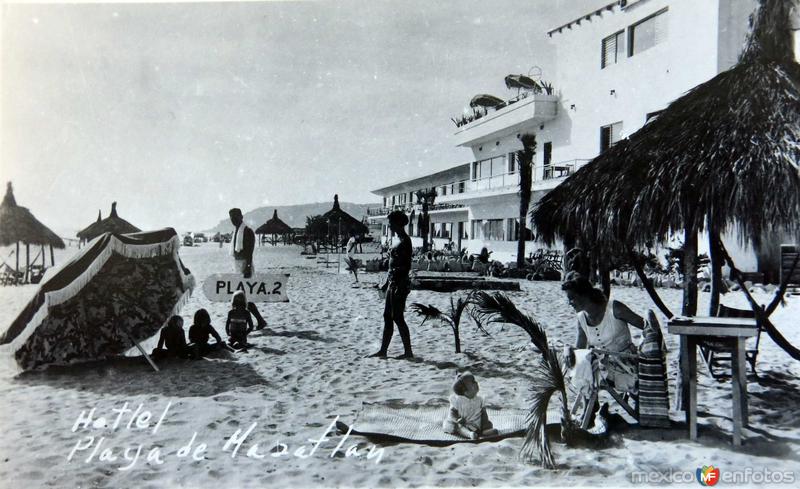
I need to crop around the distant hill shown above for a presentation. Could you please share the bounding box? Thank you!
[204,201,376,234]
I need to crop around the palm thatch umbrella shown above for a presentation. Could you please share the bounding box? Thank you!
[255,210,294,245]
[532,0,800,318]
[469,94,506,108]
[505,74,541,97]
[323,195,368,243]
[0,182,65,282]
[76,210,102,245]
[79,202,141,242]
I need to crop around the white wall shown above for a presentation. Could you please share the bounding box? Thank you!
[549,0,725,163]
[463,1,760,180]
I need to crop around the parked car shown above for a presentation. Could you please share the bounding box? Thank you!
[194,233,207,243]
[183,235,194,247]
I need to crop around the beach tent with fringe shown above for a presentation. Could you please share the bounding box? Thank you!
[0,228,194,370]
[77,202,141,243]
[255,210,293,245]
[532,0,800,316]
[0,182,65,282]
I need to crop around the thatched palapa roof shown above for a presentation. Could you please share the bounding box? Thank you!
[76,210,102,241]
[77,202,141,242]
[323,195,369,235]
[0,182,65,248]
[532,0,800,252]
[255,210,293,235]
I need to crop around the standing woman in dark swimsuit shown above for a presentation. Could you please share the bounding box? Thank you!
[369,210,414,359]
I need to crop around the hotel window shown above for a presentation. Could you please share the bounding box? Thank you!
[473,156,507,180]
[600,121,623,152]
[508,153,517,174]
[601,30,625,68]
[458,181,465,193]
[628,9,668,57]
[483,219,504,241]
[542,142,553,179]
[507,218,519,242]
[442,223,453,239]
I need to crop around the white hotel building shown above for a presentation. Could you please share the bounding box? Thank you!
[368,0,768,266]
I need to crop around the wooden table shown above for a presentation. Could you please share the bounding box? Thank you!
[668,317,758,446]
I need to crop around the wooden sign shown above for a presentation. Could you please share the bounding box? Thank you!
[202,273,290,302]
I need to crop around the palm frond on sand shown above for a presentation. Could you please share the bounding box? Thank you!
[409,302,450,326]
[471,291,548,352]
[522,347,571,468]
[411,291,482,353]
[472,291,590,468]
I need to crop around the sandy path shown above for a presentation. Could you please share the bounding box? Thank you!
[1,244,799,488]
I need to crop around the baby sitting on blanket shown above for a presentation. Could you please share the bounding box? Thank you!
[443,372,499,439]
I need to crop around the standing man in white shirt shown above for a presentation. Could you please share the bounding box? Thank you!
[229,208,268,330]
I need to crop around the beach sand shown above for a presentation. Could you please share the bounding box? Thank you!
[1,244,799,488]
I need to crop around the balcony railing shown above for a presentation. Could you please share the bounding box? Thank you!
[466,172,520,192]
[453,93,559,147]
[540,159,591,180]
[428,202,467,212]
[370,160,592,216]
[367,207,391,217]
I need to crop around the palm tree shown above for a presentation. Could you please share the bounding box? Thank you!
[472,291,604,468]
[415,188,437,252]
[516,134,536,269]
[409,291,484,353]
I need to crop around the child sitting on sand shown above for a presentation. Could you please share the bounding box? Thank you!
[443,372,498,439]
[225,291,254,350]
[189,308,228,356]
[151,315,190,360]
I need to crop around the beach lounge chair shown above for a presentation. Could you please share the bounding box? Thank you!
[1,263,23,286]
[576,318,671,429]
[698,304,761,380]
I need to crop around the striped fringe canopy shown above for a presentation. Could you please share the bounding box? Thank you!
[0,228,194,370]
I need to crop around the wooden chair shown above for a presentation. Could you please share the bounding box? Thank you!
[575,319,671,429]
[698,304,761,380]
[0,262,24,286]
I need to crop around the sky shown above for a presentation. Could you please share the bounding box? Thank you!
[1,0,608,234]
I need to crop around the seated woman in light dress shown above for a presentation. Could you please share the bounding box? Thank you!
[561,273,656,421]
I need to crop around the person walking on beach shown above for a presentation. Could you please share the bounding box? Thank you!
[229,208,268,330]
[346,230,358,258]
[368,210,414,359]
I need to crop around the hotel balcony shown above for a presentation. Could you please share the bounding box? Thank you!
[453,93,559,148]
[367,159,590,220]
[366,204,414,219]
[435,159,591,202]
